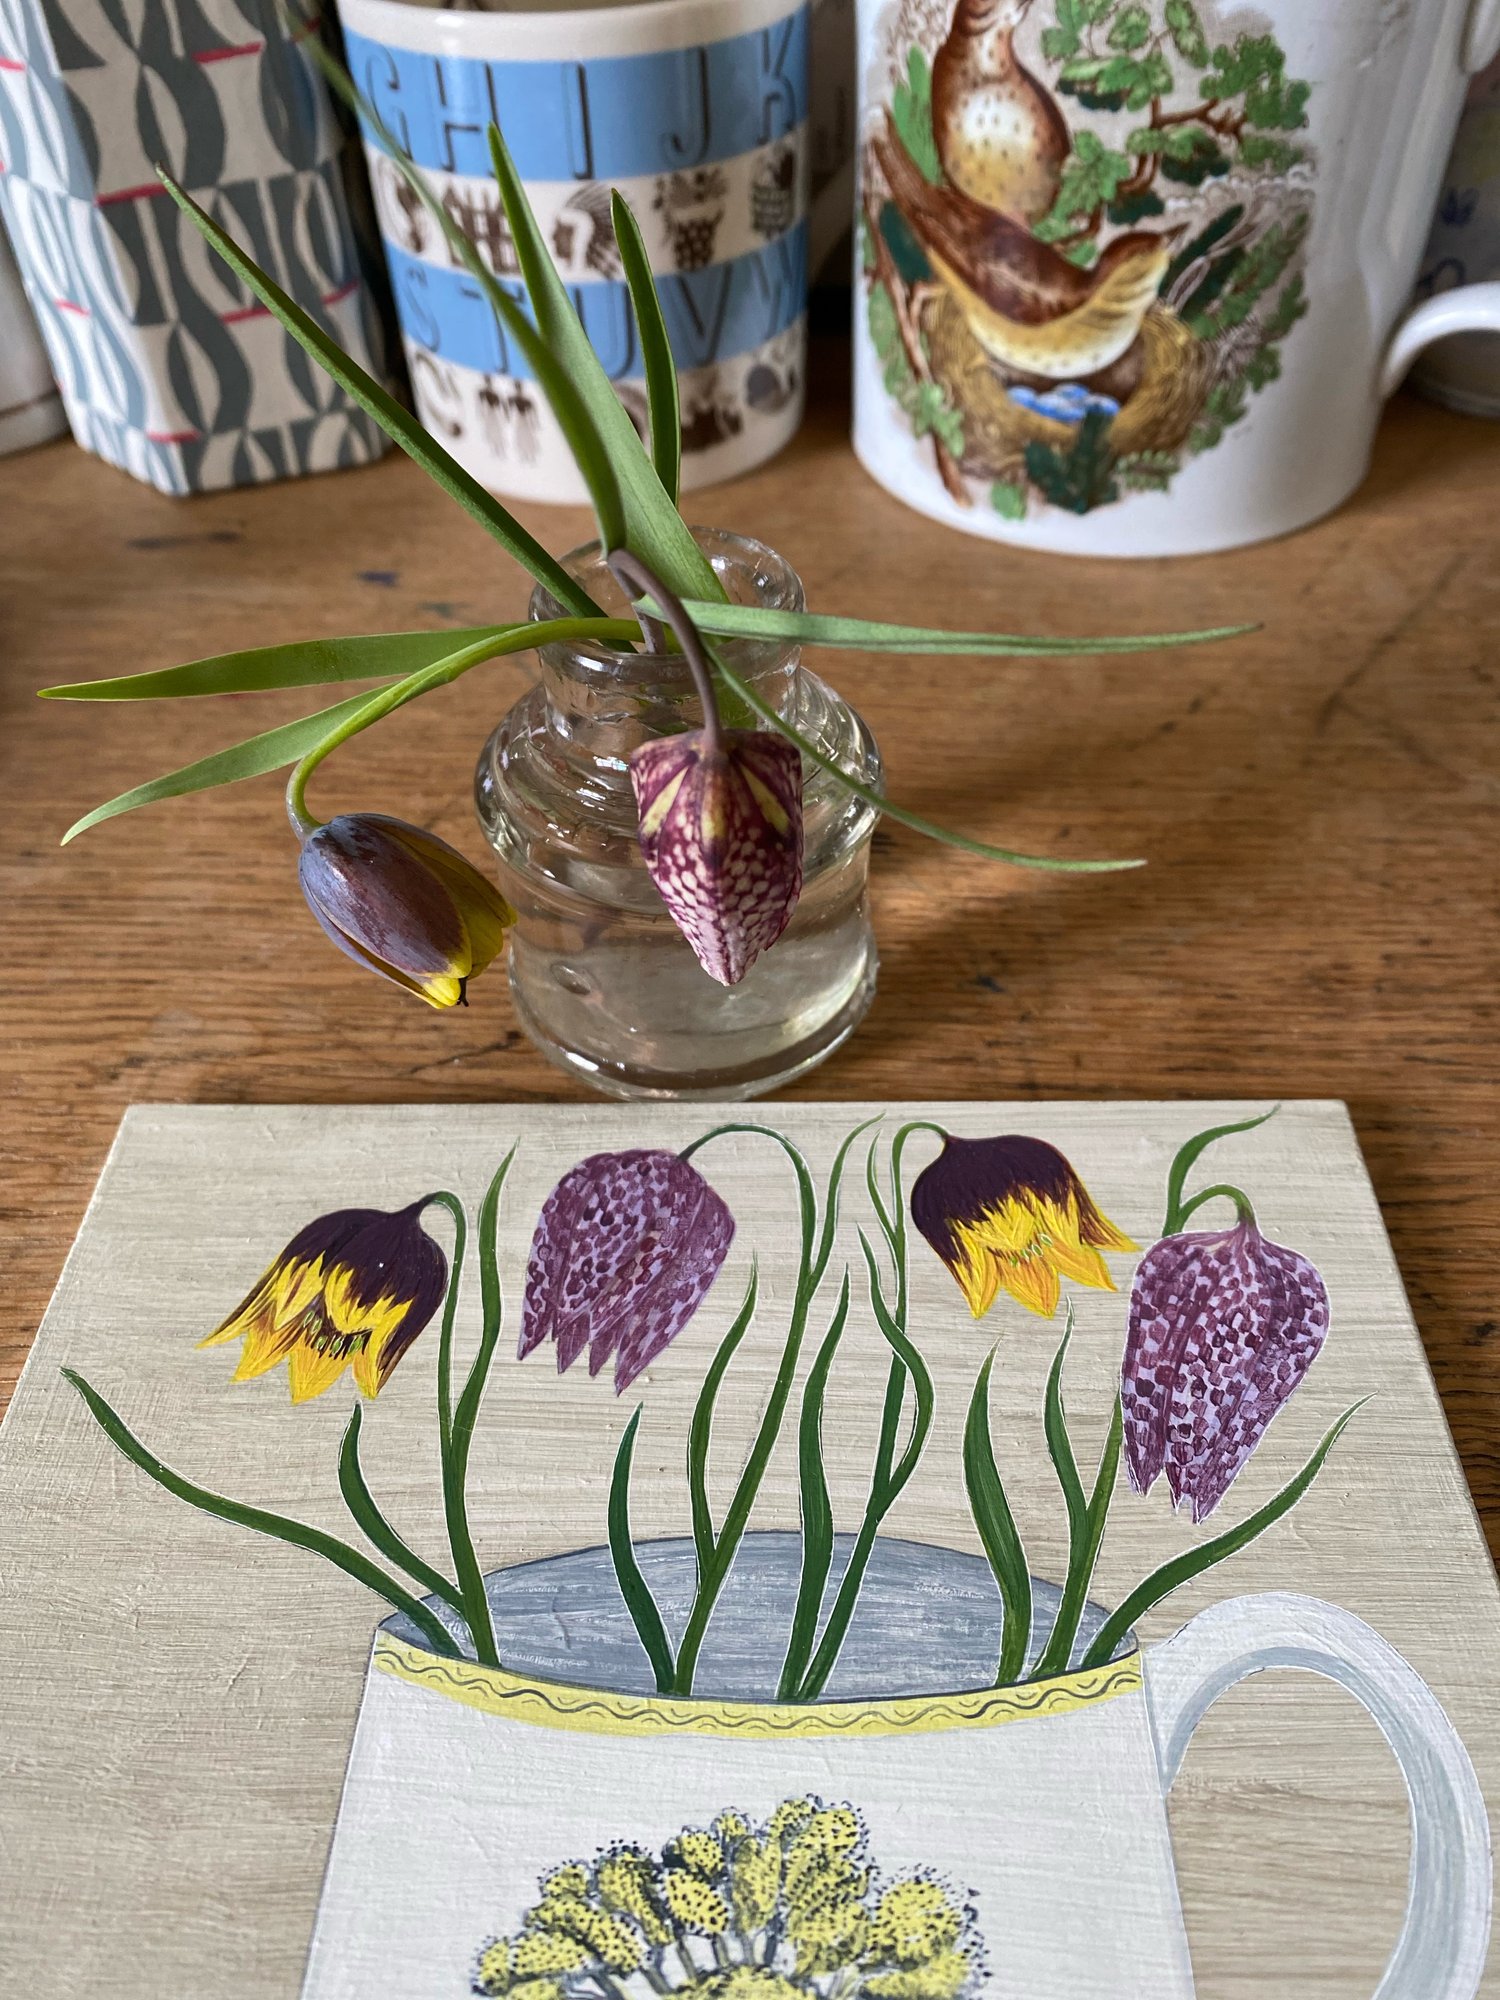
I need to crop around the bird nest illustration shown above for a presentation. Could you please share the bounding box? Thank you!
[862,0,1315,516]
[471,1798,986,2000]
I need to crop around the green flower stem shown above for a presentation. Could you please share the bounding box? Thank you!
[337,1404,468,1622]
[1080,1402,1365,1671]
[791,1122,940,1701]
[705,641,1144,875]
[668,1122,872,1696]
[422,1190,499,1667]
[282,618,641,835]
[63,1368,463,1659]
[1172,1182,1256,1229]
[1161,1106,1279,1234]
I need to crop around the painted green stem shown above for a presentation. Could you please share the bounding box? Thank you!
[791,1123,940,1701]
[1033,1337,1122,1682]
[1161,1107,1278,1234]
[337,1404,468,1622]
[666,1121,873,1695]
[687,1263,760,1576]
[64,1368,462,1659]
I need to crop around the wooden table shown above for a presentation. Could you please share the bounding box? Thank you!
[3,349,1497,1557]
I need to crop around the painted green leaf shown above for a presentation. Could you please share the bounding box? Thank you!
[1108,6,1152,52]
[155,177,599,621]
[964,1349,1033,1686]
[486,124,721,603]
[41,628,516,701]
[990,481,1027,521]
[608,1406,678,1694]
[612,188,681,506]
[61,688,394,844]
[1024,409,1121,516]
[892,45,943,183]
[1164,0,1209,66]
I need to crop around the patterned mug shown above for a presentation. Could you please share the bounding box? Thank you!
[852,0,1500,555]
[338,0,813,502]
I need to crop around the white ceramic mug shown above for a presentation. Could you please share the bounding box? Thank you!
[301,1537,1491,1999]
[338,0,812,503]
[852,0,1500,555]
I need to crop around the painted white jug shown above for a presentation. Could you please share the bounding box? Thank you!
[302,1537,1490,1999]
[852,0,1500,554]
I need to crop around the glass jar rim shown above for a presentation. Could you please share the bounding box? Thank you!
[528,529,804,685]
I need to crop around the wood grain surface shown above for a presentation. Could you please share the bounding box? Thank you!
[2,342,1497,1560]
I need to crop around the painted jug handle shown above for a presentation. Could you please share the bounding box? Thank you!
[1145,1591,1492,2000]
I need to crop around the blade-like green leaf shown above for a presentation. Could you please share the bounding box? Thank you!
[300,48,627,558]
[964,1348,1033,1686]
[157,173,599,621]
[486,123,722,604]
[686,1261,759,1574]
[778,1272,853,1700]
[61,687,389,844]
[611,188,681,506]
[1162,1105,1280,1235]
[680,601,1256,657]
[338,1406,467,1620]
[707,642,1144,873]
[1080,1401,1366,1671]
[65,1368,463,1659]
[42,628,514,702]
[608,1406,678,1694]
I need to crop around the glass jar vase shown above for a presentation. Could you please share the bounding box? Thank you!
[474,531,881,1099]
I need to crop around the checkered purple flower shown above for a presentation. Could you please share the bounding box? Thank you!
[518,1150,735,1393]
[629,730,804,987]
[1122,1220,1330,1522]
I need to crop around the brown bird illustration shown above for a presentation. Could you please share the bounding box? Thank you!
[874,118,1178,379]
[931,0,1070,222]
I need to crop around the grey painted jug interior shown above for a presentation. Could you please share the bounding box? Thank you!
[384,1532,1131,1698]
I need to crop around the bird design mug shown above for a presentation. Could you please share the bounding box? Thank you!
[852,0,1500,554]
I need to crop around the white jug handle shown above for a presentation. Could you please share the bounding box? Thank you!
[1146,1592,1492,2000]
[1381,284,1500,396]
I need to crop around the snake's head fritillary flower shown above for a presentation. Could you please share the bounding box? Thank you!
[910,1133,1137,1319]
[199,1201,448,1403]
[628,730,804,987]
[299,812,516,1008]
[1122,1220,1330,1522]
[519,1150,734,1392]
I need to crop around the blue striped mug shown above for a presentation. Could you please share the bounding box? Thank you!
[339,0,812,501]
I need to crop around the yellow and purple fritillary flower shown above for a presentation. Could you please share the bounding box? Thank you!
[199,1201,448,1403]
[519,1150,734,1392]
[910,1133,1137,1319]
[1122,1218,1330,1521]
[298,811,515,1008]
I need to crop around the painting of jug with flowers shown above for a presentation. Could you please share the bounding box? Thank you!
[66,1108,1493,2000]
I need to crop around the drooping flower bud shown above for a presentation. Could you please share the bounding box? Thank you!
[1122,1220,1330,1522]
[629,729,803,986]
[198,1200,448,1402]
[519,1149,734,1392]
[298,812,515,1008]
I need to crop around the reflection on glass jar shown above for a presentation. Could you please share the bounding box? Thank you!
[475,531,880,1099]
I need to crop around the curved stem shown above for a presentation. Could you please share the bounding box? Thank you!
[1174,1183,1256,1230]
[607,550,724,753]
[338,1404,468,1623]
[1161,1106,1278,1234]
[282,616,640,836]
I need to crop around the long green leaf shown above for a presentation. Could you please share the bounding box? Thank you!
[1035,1388,1121,1680]
[608,1406,677,1693]
[680,601,1256,658]
[1080,1402,1366,1671]
[779,1273,853,1700]
[299,48,626,557]
[61,687,389,844]
[157,173,599,619]
[64,1368,462,1659]
[860,1234,935,1494]
[337,1406,467,1620]
[485,124,721,603]
[686,1261,759,1574]
[1042,1313,1086,1540]
[41,629,516,702]
[964,1349,1033,1686]
[707,642,1143,874]
[612,189,680,506]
